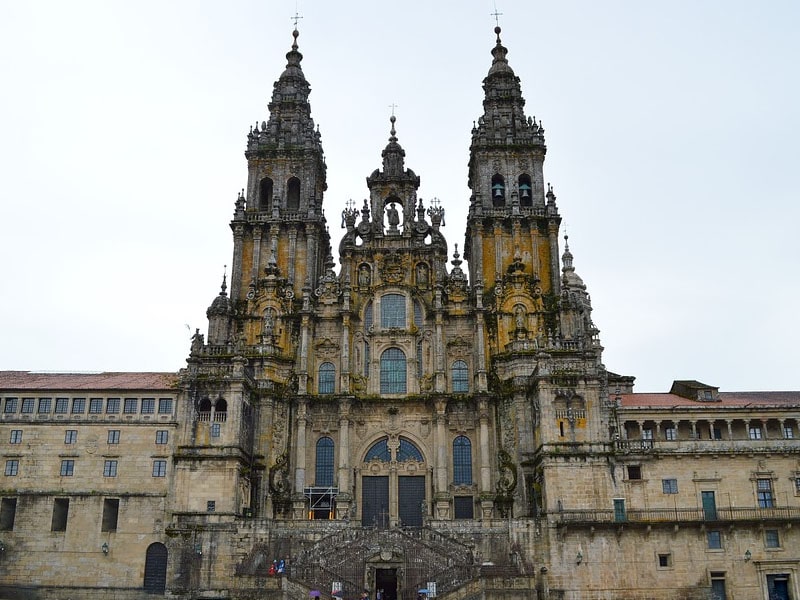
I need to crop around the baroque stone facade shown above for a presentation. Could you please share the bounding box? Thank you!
[1,26,799,600]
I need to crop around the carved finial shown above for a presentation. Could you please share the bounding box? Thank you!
[220,266,227,296]
[389,115,397,142]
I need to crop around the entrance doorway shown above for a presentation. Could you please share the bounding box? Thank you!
[767,574,791,600]
[376,568,398,600]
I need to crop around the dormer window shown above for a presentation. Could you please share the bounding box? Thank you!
[491,174,505,207]
[518,174,532,207]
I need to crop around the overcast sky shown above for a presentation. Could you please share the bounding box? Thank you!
[1,1,797,392]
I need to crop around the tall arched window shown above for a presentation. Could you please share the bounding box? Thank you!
[518,174,533,207]
[259,177,274,211]
[380,348,407,394]
[287,177,301,210]
[381,294,406,328]
[453,436,473,485]
[318,362,335,395]
[315,437,334,486]
[491,174,505,207]
[413,300,423,329]
[364,300,374,330]
[452,360,469,393]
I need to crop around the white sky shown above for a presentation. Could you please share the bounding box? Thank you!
[0,1,797,393]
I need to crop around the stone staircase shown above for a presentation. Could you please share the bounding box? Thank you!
[291,527,479,600]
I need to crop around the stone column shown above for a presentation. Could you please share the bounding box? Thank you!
[478,398,493,519]
[726,420,734,440]
[474,282,488,392]
[231,224,245,302]
[293,400,308,518]
[336,399,352,519]
[434,400,450,518]
[434,289,445,392]
[288,229,298,286]
[548,222,561,295]
[251,228,263,282]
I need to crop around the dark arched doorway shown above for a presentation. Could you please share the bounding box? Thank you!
[143,542,168,594]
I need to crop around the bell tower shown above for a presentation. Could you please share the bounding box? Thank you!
[230,29,330,317]
[464,26,562,358]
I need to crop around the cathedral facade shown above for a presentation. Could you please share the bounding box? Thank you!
[1,26,799,600]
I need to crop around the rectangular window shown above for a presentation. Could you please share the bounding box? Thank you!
[641,428,653,440]
[627,465,642,480]
[9,430,22,444]
[765,529,780,549]
[795,477,800,494]
[64,430,77,444]
[4,398,18,413]
[140,398,155,414]
[757,478,774,508]
[5,460,19,476]
[707,530,723,549]
[152,460,167,477]
[54,398,69,414]
[155,430,168,445]
[207,500,216,512]
[38,397,52,413]
[103,460,118,477]
[101,498,119,532]
[51,498,69,531]
[71,398,85,414]
[158,398,173,414]
[60,460,74,476]
[664,427,677,441]
[784,425,795,439]
[211,423,221,438]
[107,430,120,444]
[749,426,762,440]
[658,553,672,568]
[453,496,474,519]
[89,398,103,414]
[123,398,137,414]
[712,427,722,440]
[662,478,678,494]
[106,398,120,414]
[21,398,35,414]
[0,497,17,531]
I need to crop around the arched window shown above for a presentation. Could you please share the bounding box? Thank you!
[380,348,407,394]
[364,300,374,330]
[413,300,423,329]
[452,360,469,393]
[381,294,406,328]
[143,542,168,594]
[315,437,334,486]
[365,438,390,462]
[397,437,423,462]
[214,398,227,422]
[491,174,505,207]
[518,174,533,207]
[453,436,473,485]
[318,362,335,395]
[198,398,212,422]
[259,177,274,211]
[287,177,301,210]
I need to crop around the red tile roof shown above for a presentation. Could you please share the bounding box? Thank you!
[0,371,178,392]
[619,391,800,409]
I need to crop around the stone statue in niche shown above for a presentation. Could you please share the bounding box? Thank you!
[416,262,429,287]
[358,265,371,287]
[386,202,400,233]
[514,304,528,339]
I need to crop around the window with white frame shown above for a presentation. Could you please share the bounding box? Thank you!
[140,398,155,414]
[9,430,22,444]
[103,460,118,477]
[152,460,167,477]
[749,426,762,440]
[107,430,120,444]
[662,478,678,494]
[64,430,77,444]
[664,426,677,441]
[757,478,774,508]
[60,460,74,477]
[21,398,34,414]
[155,430,168,444]
[5,460,19,476]
[158,398,173,414]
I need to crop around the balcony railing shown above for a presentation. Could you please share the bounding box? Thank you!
[553,505,800,526]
